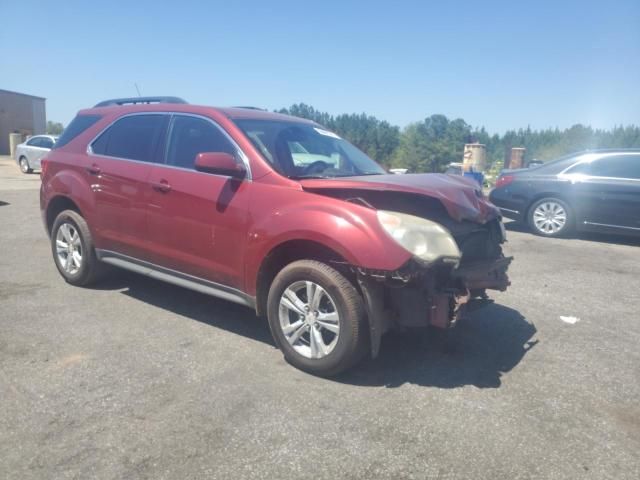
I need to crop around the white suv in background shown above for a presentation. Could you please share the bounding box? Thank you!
[15,135,58,173]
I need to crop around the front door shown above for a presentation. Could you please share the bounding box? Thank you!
[146,114,251,290]
[575,155,640,230]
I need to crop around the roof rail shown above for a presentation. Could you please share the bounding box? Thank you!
[94,96,188,107]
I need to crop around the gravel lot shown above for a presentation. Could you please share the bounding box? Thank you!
[1,156,639,479]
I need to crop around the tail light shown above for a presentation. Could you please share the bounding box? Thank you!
[40,158,49,177]
[495,175,515,189]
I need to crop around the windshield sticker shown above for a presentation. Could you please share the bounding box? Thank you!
[314,128,341,139]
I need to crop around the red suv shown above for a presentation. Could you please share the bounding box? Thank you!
[41,97,511,376]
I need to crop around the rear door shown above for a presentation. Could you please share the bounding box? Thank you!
[146,114,251,290]
[88,113,169,259]
[35,137,55,167]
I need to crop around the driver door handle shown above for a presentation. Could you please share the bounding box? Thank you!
[151,180,172,193]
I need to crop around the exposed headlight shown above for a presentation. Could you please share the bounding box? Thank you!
[377,210,461,264]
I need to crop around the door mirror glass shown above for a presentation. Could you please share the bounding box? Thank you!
[194,152,246,178]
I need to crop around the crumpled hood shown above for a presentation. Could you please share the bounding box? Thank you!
[300,173,500,223]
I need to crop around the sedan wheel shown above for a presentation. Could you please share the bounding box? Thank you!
[528,198,573,237]
[19,157,32,174]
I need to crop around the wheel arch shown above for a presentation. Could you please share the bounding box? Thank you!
[254,239,352,317]
[45,195,84,234]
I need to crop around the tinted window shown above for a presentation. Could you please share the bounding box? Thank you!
[92,115,166,162]
[590,155,640,179]
[40,137,54,149]
[54,115,101,149]
[531,154,583,175]
[166,115,235,169]
[565,161,591,174]
[26,137,41,147]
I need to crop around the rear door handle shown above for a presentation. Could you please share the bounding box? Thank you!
[151,180,172,193]
[86,164,101,175]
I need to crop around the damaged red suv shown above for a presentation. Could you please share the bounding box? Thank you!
[41,97,511,376]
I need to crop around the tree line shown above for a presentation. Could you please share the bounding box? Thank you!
[277,103,640,173]
[48,105,640,173]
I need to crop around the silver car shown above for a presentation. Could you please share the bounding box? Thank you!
[15,135,58,173]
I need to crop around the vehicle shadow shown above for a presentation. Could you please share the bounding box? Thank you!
[504,220,640,247]
[94,270,275,346]
[336,302,537,389]
[94,272,536,389]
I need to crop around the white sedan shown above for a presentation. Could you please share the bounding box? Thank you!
[15,135,58,173]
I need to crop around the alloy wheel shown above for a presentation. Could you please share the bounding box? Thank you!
[278,280,340,359]
[55,223,83,275]
[532,201,567,234]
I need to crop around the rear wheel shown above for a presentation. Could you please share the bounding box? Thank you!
[267,260,367,377]
[51,210,105,286]
[19,156,32,174]
[527,198,573,237]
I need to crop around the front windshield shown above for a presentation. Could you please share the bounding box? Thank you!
[234,119,387,179]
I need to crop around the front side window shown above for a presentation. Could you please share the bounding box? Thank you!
[589,155,640,179]
[166,115,236,169]
[234,119,386,179]
[91,114,166,162]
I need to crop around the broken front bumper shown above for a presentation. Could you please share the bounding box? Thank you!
[356,255,513,357]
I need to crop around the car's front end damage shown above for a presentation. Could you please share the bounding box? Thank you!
[354,216,511,356]
[301,174,513,357]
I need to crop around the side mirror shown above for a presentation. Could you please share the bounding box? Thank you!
[194,152,246,179]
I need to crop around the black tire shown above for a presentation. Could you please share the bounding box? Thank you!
[267,260,368,377]
[527,197,574,238]
[51,209,105,286]
[19,156,32,174]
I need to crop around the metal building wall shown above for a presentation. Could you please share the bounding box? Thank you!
[0,90,47,155]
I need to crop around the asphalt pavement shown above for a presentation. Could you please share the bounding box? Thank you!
[1,156,639,479]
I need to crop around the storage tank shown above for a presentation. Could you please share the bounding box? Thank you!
[9,133,24,158]
[509,147,526,169]
[462,143,487,172]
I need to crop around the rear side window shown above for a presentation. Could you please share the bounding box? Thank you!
[40,137,54,149]
[26,137,41,147]
[53,115,101,149]
[91,114,167,162]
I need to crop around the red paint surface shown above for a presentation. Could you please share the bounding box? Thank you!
[41,104,500,298]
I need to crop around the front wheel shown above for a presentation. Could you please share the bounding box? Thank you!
[527,197,574,237]
[19,156,32,174]
[267,260,368,377]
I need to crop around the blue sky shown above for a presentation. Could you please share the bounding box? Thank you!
[1,0,639,132]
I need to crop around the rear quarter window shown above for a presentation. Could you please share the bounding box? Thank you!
[53,115,102,149]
